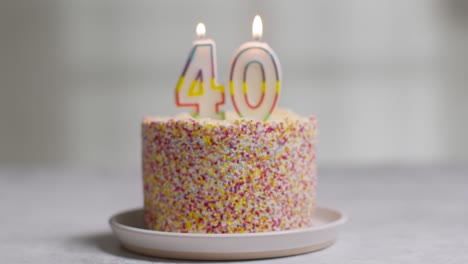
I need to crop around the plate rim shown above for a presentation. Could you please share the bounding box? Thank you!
[109,206,348,238]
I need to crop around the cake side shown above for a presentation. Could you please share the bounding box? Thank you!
[142,110,318,233]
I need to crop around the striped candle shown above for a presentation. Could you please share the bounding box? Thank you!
[229,15,281,121]
[175,23,225,119]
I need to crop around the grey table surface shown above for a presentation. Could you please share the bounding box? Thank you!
[1,165,467,263]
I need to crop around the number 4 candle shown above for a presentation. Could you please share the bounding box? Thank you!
[175,23,225,119]
[229,15,282,121]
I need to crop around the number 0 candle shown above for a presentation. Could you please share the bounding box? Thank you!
[175,23,225,119]
[229,15,282,121]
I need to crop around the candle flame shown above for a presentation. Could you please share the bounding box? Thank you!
[252,15,263,40]
[196,23,206,38]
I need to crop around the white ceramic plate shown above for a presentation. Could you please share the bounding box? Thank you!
[109,206,347,260]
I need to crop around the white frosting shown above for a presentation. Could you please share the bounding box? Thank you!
[145,108,310,124]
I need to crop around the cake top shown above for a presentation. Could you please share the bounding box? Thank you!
[143,109,313,125]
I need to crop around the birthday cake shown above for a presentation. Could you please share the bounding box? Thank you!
[141,15,318,234]
[142,110,318,233]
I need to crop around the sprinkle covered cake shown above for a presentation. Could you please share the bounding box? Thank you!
[142,110,318,233]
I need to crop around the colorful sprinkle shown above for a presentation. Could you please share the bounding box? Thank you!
[142,110,318,233]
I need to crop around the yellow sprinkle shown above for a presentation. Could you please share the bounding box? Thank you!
[155,155,162,162]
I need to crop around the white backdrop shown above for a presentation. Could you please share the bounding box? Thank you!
[0,0,467,167]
